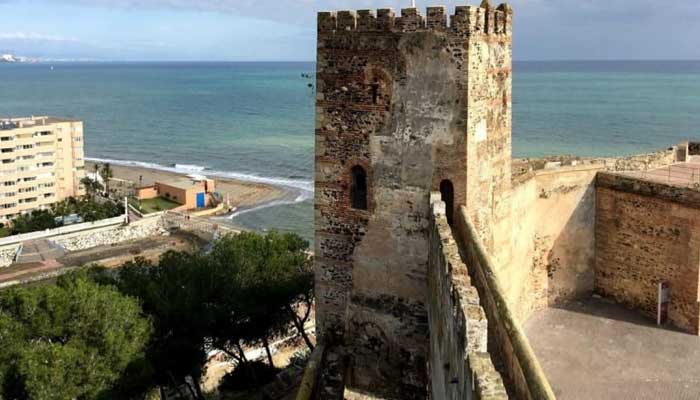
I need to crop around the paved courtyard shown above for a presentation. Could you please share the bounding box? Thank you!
[525,297,700,400]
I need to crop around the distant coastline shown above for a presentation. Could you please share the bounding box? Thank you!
[85,158,311,222]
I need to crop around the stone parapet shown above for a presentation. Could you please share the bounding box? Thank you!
[455,206,556,400]
[428,194,507,399]
[597,172,700,209]
[318,4,512,36]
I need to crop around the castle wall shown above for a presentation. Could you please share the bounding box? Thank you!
[455,206,555,400]
[595,172,700,335]
[492,165,603,321]
[427,195,506,400]
[314,5,512,398]
[465,6,513,251]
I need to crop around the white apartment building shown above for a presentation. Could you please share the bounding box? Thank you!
[0,116,86,223]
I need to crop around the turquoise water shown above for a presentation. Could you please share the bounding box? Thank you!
[1,61,699,239]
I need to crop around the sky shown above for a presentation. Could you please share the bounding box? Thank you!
[0,0,698,61]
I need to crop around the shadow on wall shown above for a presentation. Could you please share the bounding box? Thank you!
[541,182,597,307]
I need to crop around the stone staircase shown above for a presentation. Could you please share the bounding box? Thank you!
[14,239,66,265]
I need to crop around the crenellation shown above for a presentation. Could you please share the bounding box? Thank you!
[357,9,377,31]
[484,7,496,34]
[497,3,513,35]
[426,6,447,30]
[399,7,425,32]
[317,11,337,33]
[336,10,357,31]
[376,8,396,31]
[314,1,515,398]
[494,10,505,34]
[318,4,512,35]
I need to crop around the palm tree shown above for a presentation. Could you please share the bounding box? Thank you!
[100,163,114,197]
[80,176,103,199]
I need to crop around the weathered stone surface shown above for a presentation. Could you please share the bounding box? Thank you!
[53,217,166,252]
[0,247,18,268]
[428,197,506,400]
[595,173,700,335]
[314,3,512,398]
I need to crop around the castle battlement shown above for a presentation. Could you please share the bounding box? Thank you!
[318,3,512,36]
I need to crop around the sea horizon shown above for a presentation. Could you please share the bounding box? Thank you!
[2,59,699,238]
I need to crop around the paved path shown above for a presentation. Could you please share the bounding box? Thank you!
[15,239,65,264]
[525,297,700,400]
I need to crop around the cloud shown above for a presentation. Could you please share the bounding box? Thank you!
[0,32,81,42]
[4,0,700,26]
[1,0,698,60]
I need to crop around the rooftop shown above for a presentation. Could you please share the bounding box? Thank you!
[0,116,80,131]
[158,178,204,191]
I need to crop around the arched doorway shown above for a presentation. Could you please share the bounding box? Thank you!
[440,179,455,225]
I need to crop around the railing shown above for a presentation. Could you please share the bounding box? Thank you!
[163,211,237,237]
[626,163,700,189]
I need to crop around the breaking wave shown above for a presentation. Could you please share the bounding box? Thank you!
[86,157,314,208]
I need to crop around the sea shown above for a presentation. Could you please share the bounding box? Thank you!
[1,61,699,241]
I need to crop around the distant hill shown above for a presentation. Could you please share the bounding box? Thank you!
[0,54,36,63]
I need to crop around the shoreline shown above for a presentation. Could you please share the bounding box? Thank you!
[85,161,290,215]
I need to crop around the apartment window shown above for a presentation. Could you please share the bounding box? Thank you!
[22,144,34,150]
[22,155,35,160]
[41,162,54,167]
[38,183,55,188]
[40,131,52,136]
[23,177,36,182]
[19,187,36,193]
[2,159,14,164]
[74,137,82,142]
[3,181,14,186]
[19,198,37,204]
[1,148,13,153]
[0,136,13,142]
[0,192,16,198]
[1,203,17,209]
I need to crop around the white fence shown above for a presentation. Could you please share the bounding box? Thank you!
[0,216,126,248]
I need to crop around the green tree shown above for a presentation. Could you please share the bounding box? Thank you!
[107,255,211,399]
[96,231,315,395]
[100,163,114,196]
[10,210,58,234]
[208,231,315,366]
[81,176,104,199]
[0,273,151,400]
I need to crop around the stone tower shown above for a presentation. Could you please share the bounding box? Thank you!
[314,3,513,398]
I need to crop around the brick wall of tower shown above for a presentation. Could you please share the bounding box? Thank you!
[314,4,512,398]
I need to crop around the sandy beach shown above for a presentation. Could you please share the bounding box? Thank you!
[86,161,287,211]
